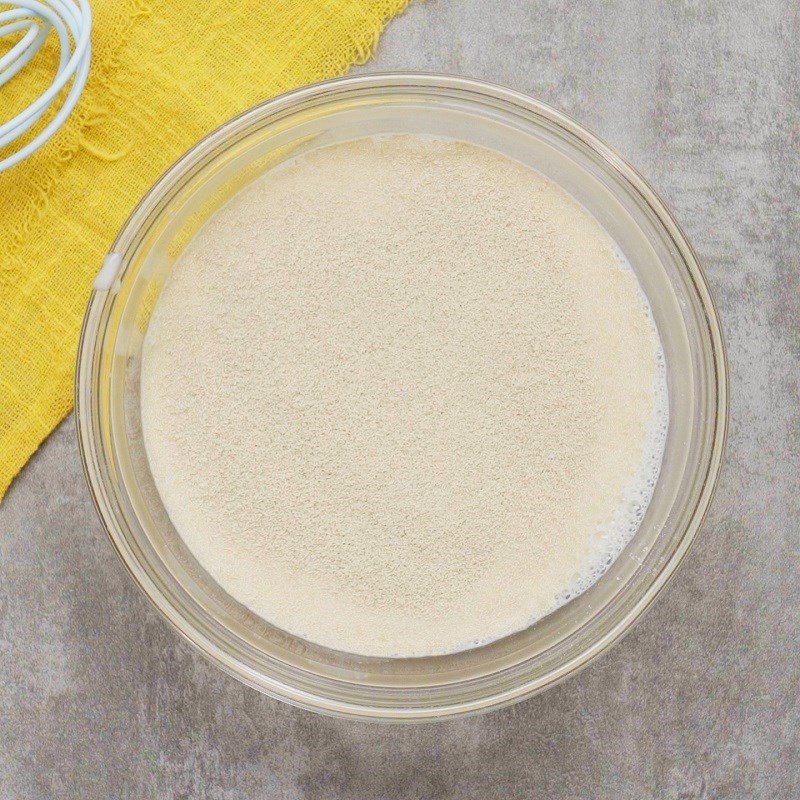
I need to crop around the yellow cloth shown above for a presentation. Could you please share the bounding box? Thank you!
[0,0,408,500]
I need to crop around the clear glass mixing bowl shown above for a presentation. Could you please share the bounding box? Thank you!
[75,74,728,721]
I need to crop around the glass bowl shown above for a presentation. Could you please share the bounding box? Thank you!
[75,73,728,721]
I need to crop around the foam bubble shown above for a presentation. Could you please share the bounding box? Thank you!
[546,247,669,614]
[458,247,670,648]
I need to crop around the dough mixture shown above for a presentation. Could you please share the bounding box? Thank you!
[140,136,667,657]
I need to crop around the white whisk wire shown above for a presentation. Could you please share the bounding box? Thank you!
[0,0,91,172]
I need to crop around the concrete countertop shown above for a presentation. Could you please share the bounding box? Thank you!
[1,1,798,797]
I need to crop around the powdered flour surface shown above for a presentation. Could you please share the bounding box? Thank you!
[141,136,667,657]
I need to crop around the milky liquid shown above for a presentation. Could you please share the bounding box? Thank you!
[140,136,668,658]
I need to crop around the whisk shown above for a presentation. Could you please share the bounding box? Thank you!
[0,0,91,172]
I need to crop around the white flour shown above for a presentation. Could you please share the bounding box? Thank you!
[140,136,668,658]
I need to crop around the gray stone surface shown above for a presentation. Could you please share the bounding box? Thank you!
[1,0,799,797]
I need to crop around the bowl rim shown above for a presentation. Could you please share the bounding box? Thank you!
[75,71,729,721]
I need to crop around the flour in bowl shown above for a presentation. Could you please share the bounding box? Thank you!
[140,135,668,657]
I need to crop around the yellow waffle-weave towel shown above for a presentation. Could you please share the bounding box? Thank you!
[0,0,409,500]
